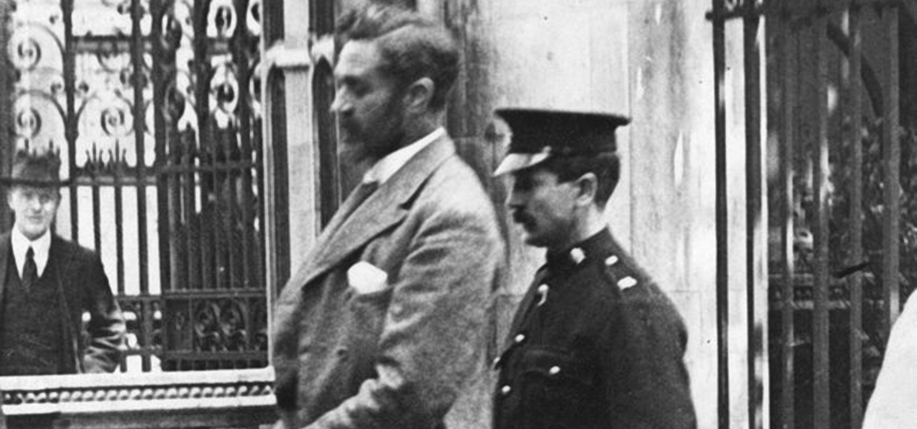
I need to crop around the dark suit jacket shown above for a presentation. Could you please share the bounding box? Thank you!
[0,232,125,374]
[272,136,505,429]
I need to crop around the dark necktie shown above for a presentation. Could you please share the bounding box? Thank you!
[22,246,37,290]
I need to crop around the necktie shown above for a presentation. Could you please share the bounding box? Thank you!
[22,246,37,290]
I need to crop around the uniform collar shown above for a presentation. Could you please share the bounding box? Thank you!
[544,228,614,271]
[11,226,52,277]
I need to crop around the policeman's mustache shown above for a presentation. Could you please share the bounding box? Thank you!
[512,212,534,226]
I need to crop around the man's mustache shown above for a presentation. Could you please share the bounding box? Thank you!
[511,211,533,226]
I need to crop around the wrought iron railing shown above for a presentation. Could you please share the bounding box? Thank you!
[8,0,270,372]
[709,0,908,428]
[709,0,910,427]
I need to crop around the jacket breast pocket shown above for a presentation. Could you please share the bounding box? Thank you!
[344,287,394,356]
[517,348,602,428]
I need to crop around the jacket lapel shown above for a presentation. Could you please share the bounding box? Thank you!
[289,136,457,291]
[50,236,82,372]
[50,235,76,298]
[0,231,10,316]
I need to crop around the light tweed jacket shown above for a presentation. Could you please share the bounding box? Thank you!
[272,135,505,429]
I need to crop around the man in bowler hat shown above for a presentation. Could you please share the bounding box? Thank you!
[271,4,504,429]
[0,147,125,375]
[492,109,696,429]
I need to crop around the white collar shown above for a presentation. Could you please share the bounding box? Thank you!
[363,127,446,184]
[11,226,52,278]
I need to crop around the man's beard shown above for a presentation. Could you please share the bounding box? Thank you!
[339,130,405,168]
[339,112,406,166]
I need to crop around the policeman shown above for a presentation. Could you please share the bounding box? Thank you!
[492,108,697,429]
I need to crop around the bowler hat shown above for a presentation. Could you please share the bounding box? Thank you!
[493,108,630,176]
[0,147,70,187]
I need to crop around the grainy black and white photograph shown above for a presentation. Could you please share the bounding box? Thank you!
[0,0,913,428]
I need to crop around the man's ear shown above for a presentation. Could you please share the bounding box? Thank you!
[403,77,434,113]
[574,173,598,207]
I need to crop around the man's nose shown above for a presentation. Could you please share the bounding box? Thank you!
[330,92,350,115]
[505,189,524,209]
[26,197,42,210]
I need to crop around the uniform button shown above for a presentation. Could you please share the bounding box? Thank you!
[606,255,619,266]
[549,366,561,376]
[492,356,501,369]
[500,385,512,396]
[514,333,526,344]
[570,248,585,264]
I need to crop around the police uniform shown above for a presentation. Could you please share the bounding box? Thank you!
[492,109,697,429]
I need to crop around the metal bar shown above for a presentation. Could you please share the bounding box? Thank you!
[712,0,730,427]
[844,4,864,426]
[779,1,797,426]
[0,1,13,229]
[705,0,903,21]
[68,174,155,186]
[706,1,771,21]
[114,149,125,296]
[142,298,154,371]
[150,0,172,370]
[812,5,831,427]
[155,161,255,175]
[744,0,767,426]
[254,119,266,291]
[232,0,255,291]
[130,0,150,297]
[881,2,901,331]
[214,129,232,290]
[91,151,102,254]
[192,0,212,291]
[182,130,197,291]
[62,0,78,242]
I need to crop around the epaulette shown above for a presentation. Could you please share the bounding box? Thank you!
[601,254,640,292]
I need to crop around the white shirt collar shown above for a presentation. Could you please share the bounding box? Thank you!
[11,225,52,278]
[363,127,445,184]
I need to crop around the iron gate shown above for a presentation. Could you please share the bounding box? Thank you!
[711,0,911,428]
[5,0,270,372]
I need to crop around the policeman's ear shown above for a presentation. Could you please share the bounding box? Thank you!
[403,77,435,113]
[573,172,598,207]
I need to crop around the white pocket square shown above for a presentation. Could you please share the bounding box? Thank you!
[347,261,389,294]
